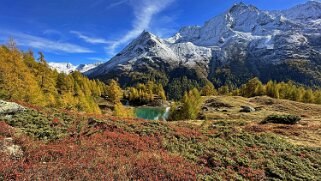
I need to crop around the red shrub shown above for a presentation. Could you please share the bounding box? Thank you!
[0,121,14,138]
[52,117,60,125]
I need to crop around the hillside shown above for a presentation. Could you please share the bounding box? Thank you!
[200,96,321,147]
[86,1,321,97]
[1,96,321,180]
[0,45,108,113]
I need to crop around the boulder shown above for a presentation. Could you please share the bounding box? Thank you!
[201,106,209,112]
[240,106,255,113]
[0,100,25,115]
[0,138,24,159]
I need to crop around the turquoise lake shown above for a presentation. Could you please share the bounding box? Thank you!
[135,107,170,121]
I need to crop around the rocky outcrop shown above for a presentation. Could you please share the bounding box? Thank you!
[0,138,24,159]
[240,106,256,113]
[0,100,25,115]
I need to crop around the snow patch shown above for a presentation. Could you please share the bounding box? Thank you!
[49,62,103,74]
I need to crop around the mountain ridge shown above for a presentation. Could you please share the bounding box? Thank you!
[49,62,103,74]
[86,1,321,96]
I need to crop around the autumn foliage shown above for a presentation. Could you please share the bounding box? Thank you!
[0,103,203,180]
[0,42,107,113]
[1,103,321,180]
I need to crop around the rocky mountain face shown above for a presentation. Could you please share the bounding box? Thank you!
[86,1,321,93]
[49,62,103,74]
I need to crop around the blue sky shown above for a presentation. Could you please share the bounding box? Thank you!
[0,0,311,64]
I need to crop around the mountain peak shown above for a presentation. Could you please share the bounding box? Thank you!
[87,1,321,89]
[296,0,321,9]
[232,2,247,8]
[276,0,321,20]
[306,0,321,5]
[132,31,161,45]
[49,62,102,74]
[129,30,162,49]
[229,2,258,14]
[138,30,156,39]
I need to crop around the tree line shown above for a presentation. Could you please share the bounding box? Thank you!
[201,77,321,104]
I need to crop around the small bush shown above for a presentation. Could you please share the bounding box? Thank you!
[261,115,301,125]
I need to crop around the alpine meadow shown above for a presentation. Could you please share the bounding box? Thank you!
[1,0,321,180]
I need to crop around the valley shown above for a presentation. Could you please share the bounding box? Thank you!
[1,0,321,180]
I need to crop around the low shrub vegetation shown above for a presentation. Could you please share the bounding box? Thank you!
[0,105,320,180]
[0,109,75,141]
[163,128,321,180]
[261,114,301,125]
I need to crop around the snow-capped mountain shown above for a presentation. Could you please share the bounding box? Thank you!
[49,62,103,74]
[85,31,212,78]
[271,1,321,23]
[87,1,321,87]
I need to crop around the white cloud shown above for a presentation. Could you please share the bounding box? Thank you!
[106,0,129,10]
[105,0,175,55]
[89,0,129,10]
[43,29,62,36]
[70,31,111,44]
[0,31,93,53]
[88,57,109,62]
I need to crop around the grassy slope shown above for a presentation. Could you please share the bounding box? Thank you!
[0,97,321,180]
[200,96,321,148]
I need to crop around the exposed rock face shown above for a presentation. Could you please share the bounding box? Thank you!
[86,1,321,87]
[240,106,256,113]
[0,138,24,159]
[0,100,25,115]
